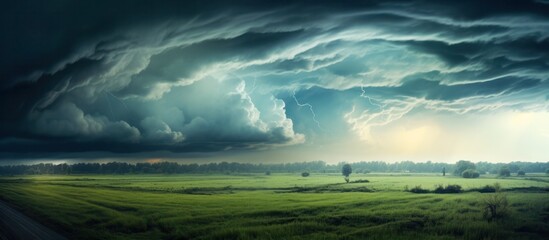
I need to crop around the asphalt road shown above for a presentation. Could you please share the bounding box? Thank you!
[0,200,67,240]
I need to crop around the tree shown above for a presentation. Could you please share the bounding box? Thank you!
[508,164,519,173]
[342,164,352,183]
[482,184,509,221]
[301,172,310,177]
[517,170,525,176]
[454,160,476,176]
[442,167,446,176]
[461,169,480,178]
[499,166,511,177]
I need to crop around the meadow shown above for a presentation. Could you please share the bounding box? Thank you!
[0,173,548,239]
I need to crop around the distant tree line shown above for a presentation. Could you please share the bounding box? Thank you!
[0,160,547,175]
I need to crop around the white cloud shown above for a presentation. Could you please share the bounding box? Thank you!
[140,117,185,144]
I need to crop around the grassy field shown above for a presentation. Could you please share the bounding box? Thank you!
[0,173,548,239]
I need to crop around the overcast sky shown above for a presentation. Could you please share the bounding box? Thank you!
[1,0,549,163]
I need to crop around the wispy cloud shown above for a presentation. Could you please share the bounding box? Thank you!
[1,0,548,160]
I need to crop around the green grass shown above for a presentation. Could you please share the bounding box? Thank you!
[0,173,548,239]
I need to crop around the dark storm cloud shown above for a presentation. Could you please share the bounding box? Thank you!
[403,38,549,69]
[363,77,542,101]
[118,30,305,97]
[1,0,549,158]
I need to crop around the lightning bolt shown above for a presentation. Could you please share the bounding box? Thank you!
[292,89,322,130]
[360,86,383,109]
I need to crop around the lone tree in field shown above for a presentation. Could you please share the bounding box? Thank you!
[453,160,476,176]
[342,164,352,183]
[482,184,509,221]
[442,167,446,176]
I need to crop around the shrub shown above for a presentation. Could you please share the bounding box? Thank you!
[434,184,462,193]
[445,184,462,193]
[482,192,509,221]
[433,185,443,193]
[517,170,525,176]
[350,179,370,183]
[409,185,430,193]
[301,172,310,177]
[462,169,480,178]
[265,171,271,176]
[476,185,497,193]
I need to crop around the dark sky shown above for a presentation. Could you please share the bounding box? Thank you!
[1,0,549,162]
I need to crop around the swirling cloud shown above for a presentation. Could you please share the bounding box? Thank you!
[1,0,548,161]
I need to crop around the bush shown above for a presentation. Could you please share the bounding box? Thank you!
[433,185,444,193]
[265,171,271,175]
[409,185,430,193]
[462,169,480,178]
[301,172,310,177]
[350,179,370,183]
[434,184,462,193]
[482,192,509,221]
[445,184,462,193]
[476,185,497,193]
[517,170,525,176]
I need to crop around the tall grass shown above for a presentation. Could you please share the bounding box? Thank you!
[0,174,547,239]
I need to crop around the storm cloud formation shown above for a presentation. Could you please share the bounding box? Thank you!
[1,0,549,160]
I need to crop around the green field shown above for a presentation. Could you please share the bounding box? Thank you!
[1,173,548,239]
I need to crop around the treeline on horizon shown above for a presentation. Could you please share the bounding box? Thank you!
[0,161,547,175]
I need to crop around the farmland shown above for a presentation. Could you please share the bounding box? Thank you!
[0,173,548,239]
